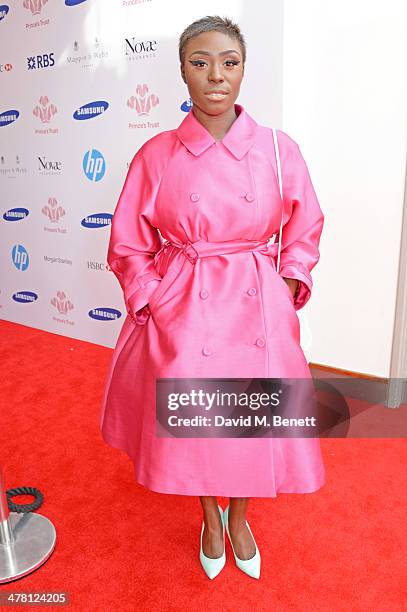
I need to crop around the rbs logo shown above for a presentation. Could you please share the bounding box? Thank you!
[83,149,105,182]
[27,53,55,70]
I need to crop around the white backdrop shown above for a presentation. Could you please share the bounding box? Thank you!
[1,0,290,350]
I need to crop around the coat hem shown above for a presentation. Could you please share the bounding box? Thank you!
[101,430,326,498]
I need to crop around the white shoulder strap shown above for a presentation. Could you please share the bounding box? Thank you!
[272,127,284,274]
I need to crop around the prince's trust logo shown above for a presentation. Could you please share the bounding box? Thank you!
[51,291,75,326]
[33,96,58,134]
[42,197,67,234]
[127,84,160,130]
[23,0,50,28]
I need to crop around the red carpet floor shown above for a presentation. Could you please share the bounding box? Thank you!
[0,320,406,611]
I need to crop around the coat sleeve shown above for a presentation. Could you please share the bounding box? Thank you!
[107,145,163,319]
[277,132,324,311]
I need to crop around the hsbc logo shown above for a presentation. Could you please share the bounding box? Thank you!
[0,64,12,72]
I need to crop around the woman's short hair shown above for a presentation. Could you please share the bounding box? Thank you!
[178,15,246,66]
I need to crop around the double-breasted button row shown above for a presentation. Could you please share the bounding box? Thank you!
[200,289,209,299]
[247,287,257,296]
[190,192,255,203]
[202,346,212,356]
[255,337,266,348]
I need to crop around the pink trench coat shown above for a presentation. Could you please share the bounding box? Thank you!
[99,103,326,497]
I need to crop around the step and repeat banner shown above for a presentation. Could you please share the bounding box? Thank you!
[0,0,282,348]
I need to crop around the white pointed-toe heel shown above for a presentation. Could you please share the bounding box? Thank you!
[223,505,261,579]
[199,504,226,579]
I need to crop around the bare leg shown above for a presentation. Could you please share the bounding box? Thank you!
[199,496,224,558]
[228,497,256,560]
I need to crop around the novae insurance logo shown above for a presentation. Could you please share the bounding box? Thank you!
[83,149,105,181]
[0,110,19,127]
[73,100,108,120]
[38,155,62,175]
[125,36,158,61]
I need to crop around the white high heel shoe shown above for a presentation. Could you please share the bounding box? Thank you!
[223,505,261,579]
[199,504,226,579]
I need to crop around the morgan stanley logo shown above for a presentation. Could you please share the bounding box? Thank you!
[127,84,159,116]
[3,207,30,221]
[23,0,47,15]
[33,96,57,122]
[12,244,29,271]
[73,100,109,120]
[51,290,74,315]
[42,197,65,222]
[81,213,112,228]
[83,149,105,181]
[65,0,87,5]
[13,291,38,304]
[89,307,122,321]
[0,110,19,127]
[0,5,9,21]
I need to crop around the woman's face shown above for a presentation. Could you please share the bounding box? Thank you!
[181,30,244,116]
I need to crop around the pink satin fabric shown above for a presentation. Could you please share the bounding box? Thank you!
[99,104,326,497]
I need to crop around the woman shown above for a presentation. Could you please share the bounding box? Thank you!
[100,15,325,580]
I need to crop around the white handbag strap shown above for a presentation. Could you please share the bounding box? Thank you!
[272,127,284,274]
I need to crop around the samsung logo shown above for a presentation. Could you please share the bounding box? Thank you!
[180,99,193,113]
[89,308,122,321]
[65,0,87,5]
[81,213,112,228]
[73,100,109,120]
[0,5,9,22]
[3,207,29,221]
[0,110,19,126]
[13,291,38,303]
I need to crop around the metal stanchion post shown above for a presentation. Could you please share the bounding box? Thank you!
[0,465,56,583]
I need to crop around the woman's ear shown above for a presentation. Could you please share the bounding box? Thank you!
[180,64,186,84]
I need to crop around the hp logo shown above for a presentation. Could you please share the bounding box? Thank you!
[12,244,29,271]
[83,149,106,182]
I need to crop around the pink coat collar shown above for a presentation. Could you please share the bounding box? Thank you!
[176,103,258,160]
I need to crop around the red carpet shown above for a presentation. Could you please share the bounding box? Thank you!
[0,320,406,611]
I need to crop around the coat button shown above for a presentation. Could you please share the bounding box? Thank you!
[255,337,265,348]
[200,289,209,299]
[202,346,212,356]
[190,193,200,202]
[245,192,255,202]
[247,287,257,296]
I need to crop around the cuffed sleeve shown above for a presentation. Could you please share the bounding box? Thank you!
[277,133,324,311]
[107,146,163,319]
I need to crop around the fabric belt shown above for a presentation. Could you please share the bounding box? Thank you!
[157,235,280,266]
